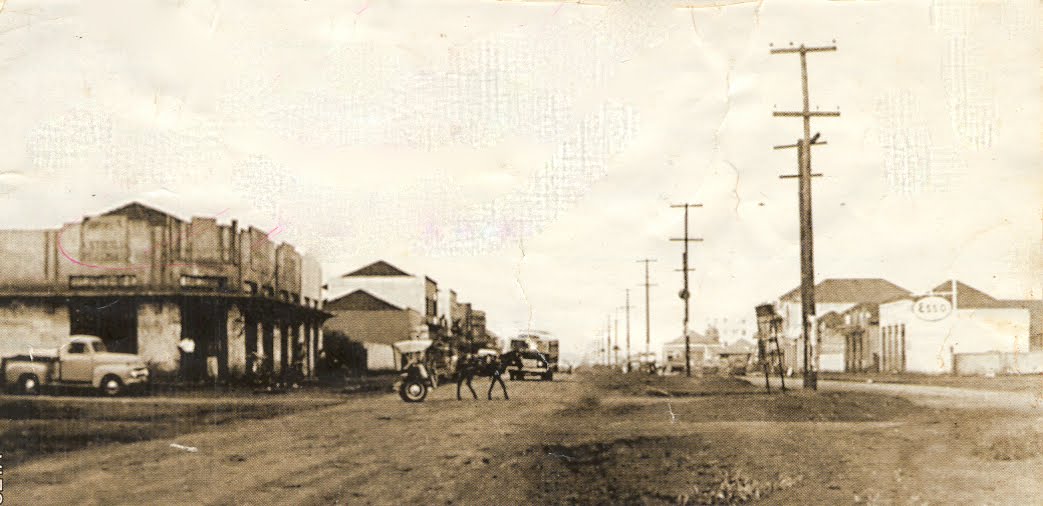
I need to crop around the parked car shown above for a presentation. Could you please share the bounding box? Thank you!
[509,349,554,381]
[1,335,150,396]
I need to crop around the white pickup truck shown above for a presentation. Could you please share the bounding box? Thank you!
[1,335,150,396]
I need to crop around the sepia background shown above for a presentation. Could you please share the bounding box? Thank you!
[0,0,1038,363]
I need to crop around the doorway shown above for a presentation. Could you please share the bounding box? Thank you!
[180,298,228,381]
[69,298,138,354]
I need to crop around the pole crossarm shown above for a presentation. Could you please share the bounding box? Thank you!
[774,140,826,150]
[770,45,837,54]
[773,111,840,118]
[779,174,823,179]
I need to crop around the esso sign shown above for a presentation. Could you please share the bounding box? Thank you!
[913,295,953,321]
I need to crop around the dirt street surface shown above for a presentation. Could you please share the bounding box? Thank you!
[6,372,1043,505]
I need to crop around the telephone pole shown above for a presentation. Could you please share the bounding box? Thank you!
[623,289,634,372]
[613,307,621,369]
[771,42,839,391]
[605,315,612,367]
[637,259,657,363]
[670,203,703,377]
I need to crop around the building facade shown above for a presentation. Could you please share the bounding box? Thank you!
[662,330,721,373]
[326,261,439,330]
[706,315,756,345]
[878,281,1034,374]
[775,278,910,372]
[840,302,881,373]
[0,203,328,382]
[323,289,425,371]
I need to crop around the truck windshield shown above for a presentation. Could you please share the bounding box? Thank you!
[92,341,107,353]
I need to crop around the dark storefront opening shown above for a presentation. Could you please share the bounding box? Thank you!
[180,298,228,381]
[69,298,138,354]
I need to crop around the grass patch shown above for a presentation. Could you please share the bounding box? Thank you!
[581,369,759,397]
[819,372,1043,393]
[672,469,803,505]
[526,436,802,505]
[973,427,1043,461]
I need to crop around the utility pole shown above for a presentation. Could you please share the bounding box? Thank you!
[613,308,621,370]
[606,315,612,367]
[771,42,839,391]
[624,289,634,372]
[670,203,703,377]
[637,259,657,364]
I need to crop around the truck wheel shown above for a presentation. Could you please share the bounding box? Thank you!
[19,374,41,395]
[99,375,123,397]
[543,372,554,381]
[399,380,428,403]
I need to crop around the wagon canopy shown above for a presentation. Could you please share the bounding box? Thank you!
[392,339,434,354]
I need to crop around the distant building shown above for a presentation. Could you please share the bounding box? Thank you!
[662,330,721,372]
[776,278,911,372]
[323,289,425,371]
[839,302,881,373]
[326,260,439,328]
[706,315,756,344]
[323,260,496,359]
[0,202,329,382]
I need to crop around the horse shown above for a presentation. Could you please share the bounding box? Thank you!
[455,350,522,400]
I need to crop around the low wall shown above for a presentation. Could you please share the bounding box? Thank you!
[954,351,1043,376]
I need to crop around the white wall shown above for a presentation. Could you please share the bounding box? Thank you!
[328,276,426,313]
[364,342,397,371]
[820,353,845,372]
[300,254,323,308]
[881,299,1031,374]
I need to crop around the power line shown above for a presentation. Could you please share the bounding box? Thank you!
[771,42,839,391]
[670,203,703,377]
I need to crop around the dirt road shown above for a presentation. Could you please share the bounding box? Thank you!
[8,378,582,505]
[7,373,1043,505]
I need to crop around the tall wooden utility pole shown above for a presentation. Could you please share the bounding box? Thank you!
[605,315,612,367]
[670,203,703,377]
[637,259,657,362]
[771,42,839,391]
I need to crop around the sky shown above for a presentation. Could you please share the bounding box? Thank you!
[0,0,1039,363]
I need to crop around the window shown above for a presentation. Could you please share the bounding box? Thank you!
[68,342,88,354]
[92,341,107,353]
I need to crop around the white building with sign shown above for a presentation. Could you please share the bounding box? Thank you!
[878,280,1032,374]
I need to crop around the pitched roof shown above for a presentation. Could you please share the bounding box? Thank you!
[930,280,1001,308]
[341,260,412,278]
[325,289,402,311]
[842,301,880,318]
[99,202,184,226]
[818,311,845,327]
[667,330,719,346]
[780,278,910,305]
